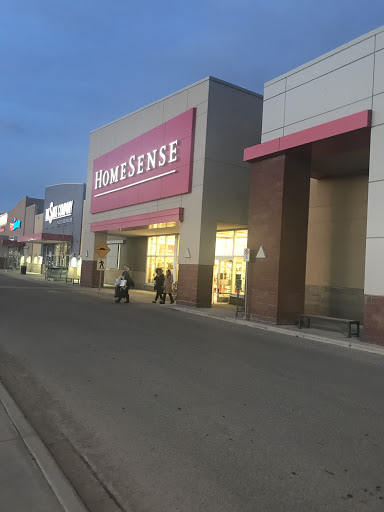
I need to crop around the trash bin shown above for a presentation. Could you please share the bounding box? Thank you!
[20,265,27,275]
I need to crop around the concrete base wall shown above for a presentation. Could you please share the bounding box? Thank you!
[305,285,364,321]
[67,266,81,279]
[177,263,213,307]
[26,263,43,274]
[81,260,103,288]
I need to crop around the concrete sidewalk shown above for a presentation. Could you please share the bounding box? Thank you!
[0,381,87,512]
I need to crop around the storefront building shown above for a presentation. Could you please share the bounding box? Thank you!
[81,77,263,306]
[0,196,44,270]
[243,25,384,344]
[18,183,86,278]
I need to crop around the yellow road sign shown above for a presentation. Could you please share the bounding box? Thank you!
[95,241,111,259]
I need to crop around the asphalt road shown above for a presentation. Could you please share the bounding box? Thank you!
[0,272,383,512]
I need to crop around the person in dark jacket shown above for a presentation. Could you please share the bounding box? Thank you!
[114,266,134,303]
[152,268,164,303]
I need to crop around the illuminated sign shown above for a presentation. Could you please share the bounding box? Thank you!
[0,213,7,227]
[94,140,179,193]
[91,108,196,214]
[45,201,74,224]
[10,218,21,231]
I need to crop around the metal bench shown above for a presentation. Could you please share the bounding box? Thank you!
[65,277,80,284]
[298,314,360,338]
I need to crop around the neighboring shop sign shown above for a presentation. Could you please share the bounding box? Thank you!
[243,248,250,262]
[0,213,7,231]
[10,218,21,231]
[91,108,196,213]
[45,201,74,224]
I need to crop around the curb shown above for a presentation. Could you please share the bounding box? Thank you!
[168,306,384,357]
[0,381,88,512]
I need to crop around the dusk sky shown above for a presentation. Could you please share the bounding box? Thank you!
[1,0,384,212]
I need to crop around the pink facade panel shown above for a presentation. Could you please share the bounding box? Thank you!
[91,109,196,214]
[244,110,372,162]
[17,233,73,243]
[90,208,184,232]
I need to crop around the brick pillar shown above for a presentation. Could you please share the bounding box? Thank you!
[363,296,384,345]
[80,260,103,288]
[176,264,214,307]
[247,148,311,324]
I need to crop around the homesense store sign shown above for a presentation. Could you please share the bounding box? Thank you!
[91,108,196,214]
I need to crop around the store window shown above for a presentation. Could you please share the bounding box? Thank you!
[106,244,119,269]
[213,230,248,302]
[44,243,71,267]
[146,235,178,283]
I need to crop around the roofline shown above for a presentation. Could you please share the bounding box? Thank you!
[45,183,86,188]
[90,76,262,134]
[265,24,384,87]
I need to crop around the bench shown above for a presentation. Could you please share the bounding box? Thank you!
[65,277,80,284]
[298,314,360,338]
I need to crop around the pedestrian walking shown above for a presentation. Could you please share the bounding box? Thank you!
[114,265,134,303]
[152,268,165,303]
[160,269,174,304]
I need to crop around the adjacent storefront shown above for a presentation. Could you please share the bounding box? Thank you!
[0,197,43,270]
[17,183,86,278]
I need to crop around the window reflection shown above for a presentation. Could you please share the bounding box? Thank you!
[213,230,248,299]
[146,235,178,283]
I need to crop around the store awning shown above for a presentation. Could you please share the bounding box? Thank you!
[0,239,25,247]
[17,233,73,244]
[244,110,372,163]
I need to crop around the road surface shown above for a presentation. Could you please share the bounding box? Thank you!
[0,272,383,511]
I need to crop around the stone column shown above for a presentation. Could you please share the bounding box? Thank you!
[80,231,106,288]
[363,123,384,345]
[246,148,311,324]
[176,189,216,307]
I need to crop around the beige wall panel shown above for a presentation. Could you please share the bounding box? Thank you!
[187,80,210,108]
[285,55,374,126]
[368,124,384,185]
[366,180,384,238]
[286,37,375,90]
[163,91,188,122]
[373,49,384,96]
[283,97,372,135]
[305,176,368,289]
[364,237,384,296]
[372,92,384,128]
[261,128,284,143]
[376,30,384,52]
[261,94,285,133]
[264,79,286,100]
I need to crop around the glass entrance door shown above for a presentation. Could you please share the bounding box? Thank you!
[212,259,233,303]
[8,248,21,270]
